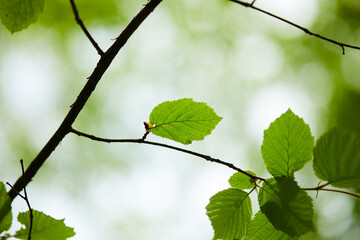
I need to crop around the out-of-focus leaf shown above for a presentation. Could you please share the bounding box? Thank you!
[313,128,360,188]
[0,0,45,33]
[0,182,12,234]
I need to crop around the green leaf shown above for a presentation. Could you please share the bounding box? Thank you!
[258,178,314,237]
[0,182,12,234]
[229,171,257,190]
[149,98,222,144]
[15,210,75,240]
[0,0,45,33]
[261,109,314,177]
[245,211,298,240]
[206,188,252,240]
[313,128,360,188]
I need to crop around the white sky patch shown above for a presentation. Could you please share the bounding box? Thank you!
[0,48,60,120]
[234,34,284,82]
[244,84,314,143]
[316,194,354,237]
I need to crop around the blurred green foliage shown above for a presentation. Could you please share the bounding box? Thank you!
[0,0,360,239]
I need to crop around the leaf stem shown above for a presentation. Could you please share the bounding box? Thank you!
[230,0,360,55]
[70,128,265,181]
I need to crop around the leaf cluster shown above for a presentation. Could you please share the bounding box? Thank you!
[202,109,360,239]
[1,90,359,238]
[141,99,359,238]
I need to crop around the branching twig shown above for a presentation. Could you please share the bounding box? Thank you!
[7,160,33,240]
[8,0,163,201]
[70,128,265,181]
[230,0,360,55]
[71,127,360,201]
[69,0,104,56]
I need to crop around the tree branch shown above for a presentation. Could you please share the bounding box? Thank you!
[230,0,360,55]
[302,186,360,200]
[69,0,105,56]
[8,0,164,201]
[70,128,265,181]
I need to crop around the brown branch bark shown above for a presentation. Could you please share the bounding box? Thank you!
[8,0,163,201]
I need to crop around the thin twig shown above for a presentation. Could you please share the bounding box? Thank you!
[302,186,360,200]
[71,128,360,200]
[230,0,360,55]
[141,131,150,140]
[316,182,331,189]
[8,0,163,201]
[21,160,33,240]
[69,0,105,56]
[70,128,265,181]
[7,160,33,240]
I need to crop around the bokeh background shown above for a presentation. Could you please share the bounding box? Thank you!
[1,0,360,239]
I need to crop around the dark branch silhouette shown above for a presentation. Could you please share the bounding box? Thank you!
[230,0,360,55]
[7,160,33,240]
[69,0,104,56]
[69,128,360,200]
[8,0,164,201]
[71,128,360,201]
[70,128,265,182]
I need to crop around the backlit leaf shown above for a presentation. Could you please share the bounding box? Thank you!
[229,171,257,190]
[313,128,360,188]
[15,210,75,240]
[206,188,252,240]
[0,0,45,33]
[149,98,222,144]
[261,109,314,177]
[245,211,298,240]
[0,182,12,234]
[258,178,314,237]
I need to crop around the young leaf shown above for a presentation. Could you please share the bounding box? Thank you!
[245,211,298,240]
[0,182,12,234]
[206,188,252,240]
[261,109,314,177]
[229,171,257,190]
[313,128,360,189]
[149,98,222,144]
[258,178,314,237]
[0,0,45,33]
[15,210,75,240]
